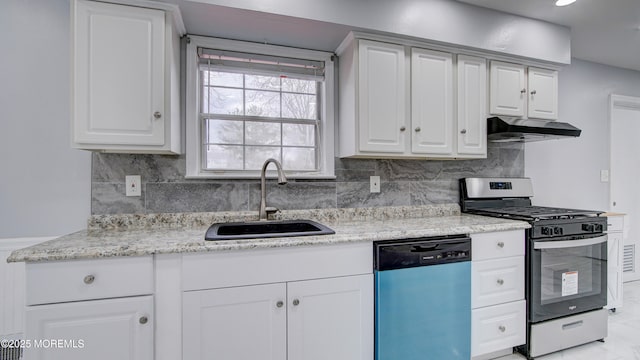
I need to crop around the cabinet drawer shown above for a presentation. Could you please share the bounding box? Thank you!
[26,256,153,305]
[472,300,526,357]
[472,230,524,261]
[607,216,624,232]
[472,256,524,308]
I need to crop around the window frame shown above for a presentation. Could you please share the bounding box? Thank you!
[185,35,335,179]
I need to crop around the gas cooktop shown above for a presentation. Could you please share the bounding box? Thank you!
[465,205,603,221]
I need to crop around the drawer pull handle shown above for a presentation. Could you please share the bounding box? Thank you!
[153,111,162,119]
[400,126,406,132]
[139,316,149,325]
[497,279,504,285]
[83,275,95,284]
[276,301,284,308]
[414,127,421,132]
[499,325,506,332]
[293,299,300,306]
[497,242,505,248]
[562,320,583,330]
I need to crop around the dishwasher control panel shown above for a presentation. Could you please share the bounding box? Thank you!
[374,235,471,271]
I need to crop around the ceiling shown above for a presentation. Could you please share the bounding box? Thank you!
[457,0,640,72]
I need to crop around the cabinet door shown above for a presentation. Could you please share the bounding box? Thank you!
[489,61,526,117]
[528,67,558,119]
[24,296,153,360]
[182,283,287,360]
[357,40,407,153]
[457,55,487,156]
[410,48,453,155]
[607,231,623,309]
[73,0,165,146]
[287,274,373,360]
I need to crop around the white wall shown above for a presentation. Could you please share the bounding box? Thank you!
[0,0,91,238]
[184,0,571,65]
[525,58,640,211]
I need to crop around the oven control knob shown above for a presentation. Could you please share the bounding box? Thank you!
[553,227,563,235]
[541,227,553,236]
[594,223,604,232]
[582,224,596,232]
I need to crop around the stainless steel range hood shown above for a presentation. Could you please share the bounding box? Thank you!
[487,117,581,142]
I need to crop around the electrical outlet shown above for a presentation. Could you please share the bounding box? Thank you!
[126,175,142,197]
[370,176,381,193]
[600,170,609,183]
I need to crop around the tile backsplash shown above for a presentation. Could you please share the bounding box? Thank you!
[91,143,524,215]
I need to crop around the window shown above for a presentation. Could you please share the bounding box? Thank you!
[186,36,335,179]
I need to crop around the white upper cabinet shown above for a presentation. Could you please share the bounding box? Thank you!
[527,67,559,119]
[411,48,453,155]
[490,61,558,120]
[356,40,407,154]
[72,0,181,154]
[457,55,487,156]
[337,34,487,159]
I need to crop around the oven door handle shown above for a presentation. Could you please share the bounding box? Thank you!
[533,235,607,250]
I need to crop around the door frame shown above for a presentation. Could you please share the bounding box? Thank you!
[609,93,640,282]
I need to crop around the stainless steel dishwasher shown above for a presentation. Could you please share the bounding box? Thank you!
[374,235,472,360]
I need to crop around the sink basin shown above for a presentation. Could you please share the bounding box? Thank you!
[205,219,335,241]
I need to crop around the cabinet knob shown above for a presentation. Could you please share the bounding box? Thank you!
[276,301,284,308]
[520,88,527,94]
[497,279,504,285]
[499,325,506,333]
[460,129,467,134]
[292,299,300,306]
[139,316,148,325]
[153,111,162,119]
[497,241,505,248]
[400,126,406,132]
[83,274,95,284]
[530,90,537,95]
[414,127,421,132]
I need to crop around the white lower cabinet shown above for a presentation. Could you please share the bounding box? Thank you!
[25,296,154,360]
[606,214,625,310]
[182,283,287,360]
[23,256,155,360]
[471,230,526,359]
[182,274,373,360]
[471,300,526,357]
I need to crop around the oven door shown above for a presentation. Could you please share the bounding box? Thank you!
[530,234,607,323]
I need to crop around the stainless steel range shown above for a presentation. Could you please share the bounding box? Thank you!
[460,177,608,359]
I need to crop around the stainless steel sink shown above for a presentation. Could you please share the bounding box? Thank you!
[205,219,335,241]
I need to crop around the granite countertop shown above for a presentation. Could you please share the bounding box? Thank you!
[8,205,530,263]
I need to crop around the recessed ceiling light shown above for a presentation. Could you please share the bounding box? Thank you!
[555,0,577,6]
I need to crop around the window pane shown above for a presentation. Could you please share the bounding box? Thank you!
[246,121,280,145]
[204,87,243,115]
[206,119,243,144]
[282,93,317,119]
[245,147,281,169]
[245,74,281,91]
[283,123,315,146]
[283,147,316,170]
[282,78,316,94]
[206,71,243,87]
[205,145,244,170]
[245,90,280,117]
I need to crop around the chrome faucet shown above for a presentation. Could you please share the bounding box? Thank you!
[259,158,288,221]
